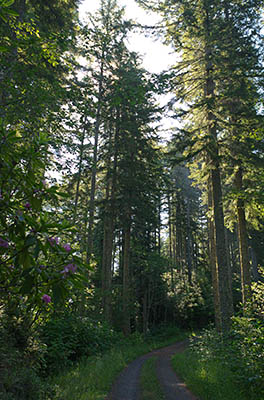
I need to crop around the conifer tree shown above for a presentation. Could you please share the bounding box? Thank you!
[136,0,264,331]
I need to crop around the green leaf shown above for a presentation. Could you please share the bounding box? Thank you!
[70,275,84,289]
[6,9,19,16]
[2,0,15,6]
[0,45,8,52]
[19,250,31,268]
[21,267,32,278]
[52,283,67,305]
[31,196,42,211]
[34,241,40,259]
[20,275,34,295]
[25,235,36,247]
[0,12,7,22]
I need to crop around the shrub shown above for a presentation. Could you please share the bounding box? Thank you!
[231,315,264,396]
[190,316,264,400]
[0,319,52,400]
[39,314,122,372]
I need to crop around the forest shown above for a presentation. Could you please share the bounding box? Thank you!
[0,0,264,399]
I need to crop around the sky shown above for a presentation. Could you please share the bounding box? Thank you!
[78,0,177,140]
[78,0,175,73]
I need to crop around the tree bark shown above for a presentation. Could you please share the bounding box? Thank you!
[101,112,119,322]
[209,160,233,332]
[167,192,174,289]
[122,212,131,335]
[208,176,221,331]
[86,57,104,264]
[186,198,193,284]
[204,9,233,331]
[73,120,87,223]
[234,167,251,304]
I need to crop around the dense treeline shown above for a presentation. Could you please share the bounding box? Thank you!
[0,0,264,399]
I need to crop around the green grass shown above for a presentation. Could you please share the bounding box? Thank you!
[171,350,253,400]
[140,357,165,400]
[48,328,188,400]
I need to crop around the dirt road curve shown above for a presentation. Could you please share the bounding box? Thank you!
[105,341,199,400]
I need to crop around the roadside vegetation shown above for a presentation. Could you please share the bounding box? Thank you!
[172,281,264,400]
[48,326,186,400]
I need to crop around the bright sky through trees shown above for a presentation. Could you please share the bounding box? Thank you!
[79,0,174,73]
[79,0,176,139]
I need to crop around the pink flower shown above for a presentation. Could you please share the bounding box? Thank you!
[61,263,77,276]
[0,237,9,248]
[42,294,51,304]
[48,237,59,246]
[63,244,71,252]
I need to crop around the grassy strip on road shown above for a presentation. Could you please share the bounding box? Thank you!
[140,357,165,400]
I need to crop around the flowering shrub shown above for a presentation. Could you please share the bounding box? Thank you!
[63,244,71,252]
[0,126,86,319]
[42,294,51,304]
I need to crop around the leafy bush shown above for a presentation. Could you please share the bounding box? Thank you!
[172,349,248,400]
[166,270,213,328]
[0,319,52,400]
[39,314,122,372]
[190,313,264,399]
[231,315,264,396]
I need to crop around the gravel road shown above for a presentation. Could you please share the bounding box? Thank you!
[105,341,199,400]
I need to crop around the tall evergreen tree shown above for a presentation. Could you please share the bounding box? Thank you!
[136,0,264,332]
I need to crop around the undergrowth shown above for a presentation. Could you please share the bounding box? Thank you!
[48,326,187,400]
[172,349,249,400]
[172,322,264,400]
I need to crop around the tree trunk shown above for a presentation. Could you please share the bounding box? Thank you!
[86,57,105,264]
[208,177,221,330]
[122,211,131,335]
[73,120,87,223]
[249,245,259,281]
[167,192,174,289]
[101,114,119,322]
[143,290,148,335]
[204,13,233,331]
[234,167,251,304]
[210,161,233,332]
[186,198,193,284]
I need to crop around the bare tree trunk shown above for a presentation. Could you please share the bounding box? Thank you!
[101,114,119,322]
[143,290,148,335]
[122,212,131,335]
[208,178,221,330]
[158,199,161,255]
[167,192,174,289]
[86,58,104,264]
[209,160,233,332]
[235,167,251,304]
[186,198,193,284]
[249,245,259,281]
[73,120,87,223]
